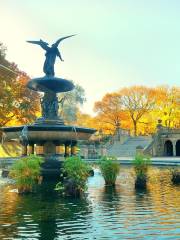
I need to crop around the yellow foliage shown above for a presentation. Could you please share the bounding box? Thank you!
[92,85,180,136]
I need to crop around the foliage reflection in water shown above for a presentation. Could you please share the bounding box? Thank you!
[0,166,180,240]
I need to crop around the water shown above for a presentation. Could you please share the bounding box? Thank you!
[0,166,180,240]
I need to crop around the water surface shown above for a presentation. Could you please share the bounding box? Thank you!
[0,166,179,239]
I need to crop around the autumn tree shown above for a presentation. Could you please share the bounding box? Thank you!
[94,93,128,134]
[0,42,40,126]
[155,86,180,128]
[76,111,97,128]
[119,86,157,136]
[58,83,86,124]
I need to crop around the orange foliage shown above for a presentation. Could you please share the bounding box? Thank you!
[92,85,179,136]
[94,93,130,134]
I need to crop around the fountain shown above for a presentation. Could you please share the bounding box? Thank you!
[1,36,96,177]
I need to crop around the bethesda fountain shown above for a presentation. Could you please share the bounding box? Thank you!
[2,35,96,177]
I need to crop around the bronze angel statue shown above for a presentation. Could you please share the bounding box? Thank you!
[27,35,75,77]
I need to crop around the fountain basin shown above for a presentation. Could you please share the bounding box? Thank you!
[2,125,96,178]
[2,125,96,142]
[27,76,74,93]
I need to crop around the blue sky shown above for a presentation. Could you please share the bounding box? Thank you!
[1,0,180,114]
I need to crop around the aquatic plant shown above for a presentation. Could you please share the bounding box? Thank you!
[55,156,90,197]
[99,156,120,186]
[170,167,180,184]
[9,154,43,193]
[133,154,151,177]
[132,154,151,189]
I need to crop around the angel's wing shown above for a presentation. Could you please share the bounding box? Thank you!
[53,35,76,47]
[27,39,49,51]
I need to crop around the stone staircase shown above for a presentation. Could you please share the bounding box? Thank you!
[107,136,152,157]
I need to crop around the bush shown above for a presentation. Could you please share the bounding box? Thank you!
[9,155,43,193]
[133,154,151,177]
[55,156,90,197]
[99,156,120,186]
[132,154,151,189]
[170,168,180,184]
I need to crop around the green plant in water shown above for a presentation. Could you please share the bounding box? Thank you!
[132,154,151,189]
[132,154,151,177]
[9,154,43,193]
[99,156,120,186]
[169,167,180,184]
[55,156,90,196]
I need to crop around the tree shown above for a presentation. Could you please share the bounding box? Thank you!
[155,86,180,128]
[76,111,97,129]
[94,93,128,134]
[93,85,179,137]
[120,86,157,136]
[58,83,86,124]
[0,43,40,127]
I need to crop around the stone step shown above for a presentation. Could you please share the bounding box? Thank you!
[107,136,152,157]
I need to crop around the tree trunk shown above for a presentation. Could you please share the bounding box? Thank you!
[133,120,137,136]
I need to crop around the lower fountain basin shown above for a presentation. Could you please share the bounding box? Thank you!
[1,125,96,178]
[2,125,96,142]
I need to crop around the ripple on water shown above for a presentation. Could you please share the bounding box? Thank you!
[0,166,180,240]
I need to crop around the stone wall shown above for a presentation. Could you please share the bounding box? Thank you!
[144,124,180,157]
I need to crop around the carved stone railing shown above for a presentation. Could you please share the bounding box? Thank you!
[143,138,155,156]
[158,127,180,135]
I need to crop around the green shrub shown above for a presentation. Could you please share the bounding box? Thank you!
[170,167,180,184]
[9,155,43,193]
[55,156,90,196]
[99,156,120,186]
[132,154,151,178]
[132,154,151,189]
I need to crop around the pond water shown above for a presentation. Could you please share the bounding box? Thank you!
[0,166,180,240]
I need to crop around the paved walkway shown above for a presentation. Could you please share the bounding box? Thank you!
[87,157,180,166]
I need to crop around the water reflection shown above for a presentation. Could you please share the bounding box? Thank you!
[0,181,92,240]
[0,167,180,240]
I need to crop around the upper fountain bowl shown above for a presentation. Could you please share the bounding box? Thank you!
[27,76,75,93]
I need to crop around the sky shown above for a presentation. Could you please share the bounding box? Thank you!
[1,0,180,115]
